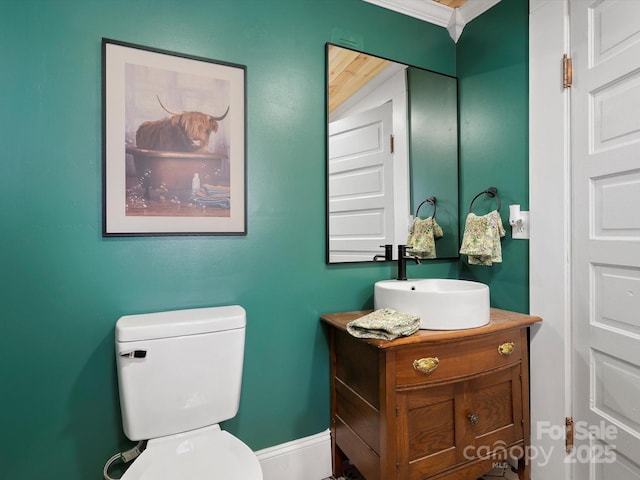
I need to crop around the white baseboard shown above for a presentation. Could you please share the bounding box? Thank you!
[255,429,332,480]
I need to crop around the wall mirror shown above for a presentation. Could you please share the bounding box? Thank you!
[326,43,460,263]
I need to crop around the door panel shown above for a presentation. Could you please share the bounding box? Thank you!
[593,171,640,237]
[328,102,394,262]
[572,0,640,477]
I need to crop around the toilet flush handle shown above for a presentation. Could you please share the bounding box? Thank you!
[119,350,147,359]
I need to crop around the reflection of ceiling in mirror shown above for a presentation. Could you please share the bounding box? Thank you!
[327,45,391,113]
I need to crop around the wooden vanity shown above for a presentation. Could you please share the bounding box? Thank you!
[321,309,542,480]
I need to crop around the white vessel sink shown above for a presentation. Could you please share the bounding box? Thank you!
[374,279,490,330]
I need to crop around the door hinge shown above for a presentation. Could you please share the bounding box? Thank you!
[563,54,573,89]
[395,405,399,417]
[390,134,395,154]
[565,417,575,453]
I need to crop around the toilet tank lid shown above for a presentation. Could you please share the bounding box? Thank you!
[116,305,246,342]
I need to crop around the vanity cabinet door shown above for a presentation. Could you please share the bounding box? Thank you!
[396,364,524,480]
[464,364,524,459]
[396,383,465,480]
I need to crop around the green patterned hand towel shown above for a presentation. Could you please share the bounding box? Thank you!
[347,308,420,340]
[459,210,505,266]
[407,216,444,259]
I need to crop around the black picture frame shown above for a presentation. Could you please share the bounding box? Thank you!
[102,38,246,236]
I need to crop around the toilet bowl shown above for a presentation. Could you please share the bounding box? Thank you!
[113,305,263,480]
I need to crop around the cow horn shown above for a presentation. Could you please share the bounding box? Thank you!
[156,95,182,116]
[210,105,230,121]
[156,94,230,121]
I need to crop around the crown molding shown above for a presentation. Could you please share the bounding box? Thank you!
[362,0,501,42]
[363,0,452,27]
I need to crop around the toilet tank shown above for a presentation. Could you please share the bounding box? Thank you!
[115,305,246,441]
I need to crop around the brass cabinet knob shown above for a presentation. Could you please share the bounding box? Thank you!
[468,413,479,425]
[498,342,515,356]
[413,357,439,375]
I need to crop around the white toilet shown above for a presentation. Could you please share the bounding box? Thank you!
[114,305,263,480]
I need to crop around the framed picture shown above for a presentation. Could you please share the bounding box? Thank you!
[102,38,246,236]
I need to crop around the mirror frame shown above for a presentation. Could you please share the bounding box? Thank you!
[325,43,460,264]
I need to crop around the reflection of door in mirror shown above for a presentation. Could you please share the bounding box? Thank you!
[327,44,410,263]
[328,102,396,263]
[326,44,460,264]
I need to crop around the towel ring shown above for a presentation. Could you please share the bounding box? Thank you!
[468,187,501,213]
[415,196,436,220]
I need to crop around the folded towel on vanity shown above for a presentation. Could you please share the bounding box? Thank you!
[459,210,505,266]
[407,216,444,259]
[347,308,420,340]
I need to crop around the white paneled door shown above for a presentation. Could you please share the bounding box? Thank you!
[571,1,640,478]
[328,102,394,263]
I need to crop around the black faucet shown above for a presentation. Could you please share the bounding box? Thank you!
[397,245,421,280]
[373,244,393,262]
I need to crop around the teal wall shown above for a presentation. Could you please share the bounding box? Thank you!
[0,0,528,479]
[457,0,530,312]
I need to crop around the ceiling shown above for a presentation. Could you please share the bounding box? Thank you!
[362,0,500,42]
[327,45,392,113]
[433,0,468,7]
[329,1,501,112]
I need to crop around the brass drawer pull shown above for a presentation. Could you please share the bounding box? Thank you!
[413,357,439,375]
[498,342,515,356]
[468,413,479,425]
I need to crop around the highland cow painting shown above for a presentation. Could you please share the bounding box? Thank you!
[103,39,246,236]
